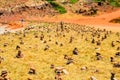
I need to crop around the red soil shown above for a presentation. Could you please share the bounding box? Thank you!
[0,9,120,32]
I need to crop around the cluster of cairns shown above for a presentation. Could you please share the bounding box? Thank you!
[0,22,120,80]
[50,64,69,80]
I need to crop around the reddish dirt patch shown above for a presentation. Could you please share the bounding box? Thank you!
[0,9,120,32]
[7,21,29,29]
[25,9,120,32]
[7,22,23,29]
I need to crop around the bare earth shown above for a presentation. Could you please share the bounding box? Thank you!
[0,9,120,32]
[27,9,120,32]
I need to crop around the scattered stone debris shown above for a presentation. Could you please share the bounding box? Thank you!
[113,62,120,68]
[96,52,102,60]
[28,68,36,75]
[50,64,55,69]
[115,52,120,57]
[66,58,74,65]
[111,73,117,80]
[110,57,114,62]
[81,66,87,71]
[73,47,79,55]
[54,66,69,80]
[90,76,97,80]
[0,70,10,80]
[16,50,24,58]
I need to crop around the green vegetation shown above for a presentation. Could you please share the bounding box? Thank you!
[109,0,120,7]
[94,0,120,7]
[94,0,105,2]
[46,0,53,1]
[0,0,67,14]
[47,0,67,14]
[70,0,78,4]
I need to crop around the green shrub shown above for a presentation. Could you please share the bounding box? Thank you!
[94,0,120,7]
[70,0,78,4]
[47,0,53,1]
[47,0,67,14]
[109,0,120,7]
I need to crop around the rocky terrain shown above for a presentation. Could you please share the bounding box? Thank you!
[0,0,120,80]
[0,22,120,80]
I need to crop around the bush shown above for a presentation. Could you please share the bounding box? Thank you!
[94,0,120,7]
[109,0,120,7]
[70,0,78,4]
[47,0,67,14]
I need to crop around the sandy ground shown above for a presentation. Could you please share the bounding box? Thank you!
[0,27,6,34]
[0,9,120,32]
[0,24,25,34]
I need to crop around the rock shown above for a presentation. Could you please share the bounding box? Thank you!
[81,66,87,70]
[113,62,120,68]
[90,76,97,80]
[55,67,69,75]
[73,48,79,55]
[28,68,36,74]
[115,52,120,57]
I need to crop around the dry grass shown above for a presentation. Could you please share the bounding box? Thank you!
[0,22,120,80]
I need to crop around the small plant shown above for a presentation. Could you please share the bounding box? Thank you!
[94,0,120,7]
[109,0,120,7]
[70,0,78,4]
[47,0,67,14]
